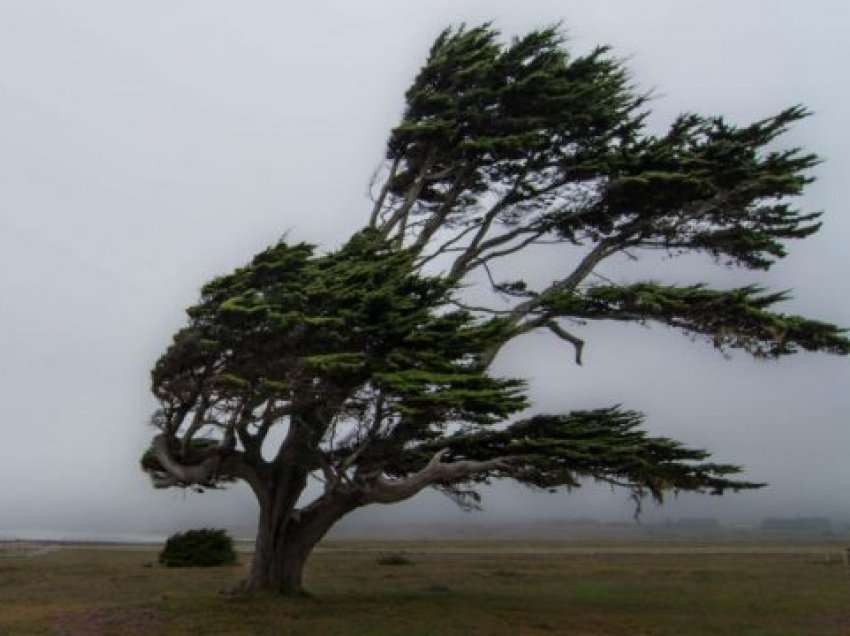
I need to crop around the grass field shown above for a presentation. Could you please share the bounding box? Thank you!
[1,541,849,635]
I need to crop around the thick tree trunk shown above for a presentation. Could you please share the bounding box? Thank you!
[245,511,310,594]
[244,489,359,595]
[246,527,308,593]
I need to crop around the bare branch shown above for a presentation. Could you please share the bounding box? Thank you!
[415,223,481,271]
[164,390,201,437]
[474,239,618,369]
[448,199,510,279]
[151,433,223,488]
[256,399,291,446]
[447,300,513,315]
[334,392,386,477]
[447,160,536,279]
[378,148,438,243]
[362,449,513,504]
[512,238,617,321]
[234,399,257,455]
[369,156,401,228]
[180,396,210,457]
[467,229,548,270]
[409,165,475,254]
[317,453,341,494]
[546,321,585,366]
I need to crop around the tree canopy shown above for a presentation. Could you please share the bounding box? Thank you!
[141,24,848,593]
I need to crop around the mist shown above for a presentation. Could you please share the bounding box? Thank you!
[1,1,847,541]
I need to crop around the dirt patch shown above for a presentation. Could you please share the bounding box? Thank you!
[51,606,164,636]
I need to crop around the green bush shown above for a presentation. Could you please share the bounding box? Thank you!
[158,528,237,567]
[376,552,413,566]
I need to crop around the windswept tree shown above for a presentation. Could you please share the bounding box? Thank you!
[142,24,849,594]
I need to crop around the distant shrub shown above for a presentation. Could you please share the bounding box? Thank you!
[158,528,237,567]
[376,552,413,566]
[490,569,522,578]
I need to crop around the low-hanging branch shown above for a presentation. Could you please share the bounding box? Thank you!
[383,408,763,504]
[539,283,850,358]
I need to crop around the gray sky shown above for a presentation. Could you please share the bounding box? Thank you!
[1,1,848,539]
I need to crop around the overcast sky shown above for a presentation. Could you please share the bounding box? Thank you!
[1,1,848,539]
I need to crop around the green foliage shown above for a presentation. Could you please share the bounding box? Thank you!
[381,23,649,261]
[576,106,822,270]
[152,229,527,454]
[543,283,850,358]
[384,25,823,277]
[144,22,849,525]
[390,24,643,185]
[393,407,762,507]
[158,528,237,568]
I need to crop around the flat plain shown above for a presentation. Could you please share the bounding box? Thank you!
[1,541,849,635]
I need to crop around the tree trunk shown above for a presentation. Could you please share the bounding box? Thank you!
[244,490,359,595]
[248,533,309,594]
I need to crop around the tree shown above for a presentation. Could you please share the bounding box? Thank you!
[141,24,849,595]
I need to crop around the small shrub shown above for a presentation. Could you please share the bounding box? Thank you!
[158,528,237,567]
[491,569,522,578]
[376,552,413,566]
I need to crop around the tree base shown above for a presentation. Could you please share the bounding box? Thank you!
[230,575,313,599]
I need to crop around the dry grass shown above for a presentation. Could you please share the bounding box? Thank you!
[1,541,849,635]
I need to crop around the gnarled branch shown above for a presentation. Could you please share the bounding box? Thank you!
[150,434,223,488]
[362,449,513,504]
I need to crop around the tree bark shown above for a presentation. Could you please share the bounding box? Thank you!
[244,488,360,595]
[246,515,310,595]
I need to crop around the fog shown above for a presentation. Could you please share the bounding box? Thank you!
[0,1,847,540]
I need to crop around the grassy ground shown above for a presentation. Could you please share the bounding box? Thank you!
[1,541,849,635]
